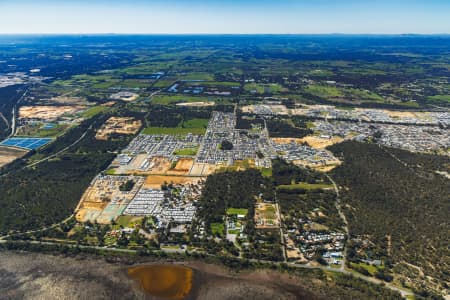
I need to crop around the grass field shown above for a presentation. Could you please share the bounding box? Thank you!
[244,83,285,94]
[210,222,225,236]
[82,106,107,118]
[142,127,206,135]
[172,147,199,156]
[305,84,384,103]
[179,72,214,81]
[115,215,143,228]
[226,208,248,216]
[199,81,240,87]
[277,182,333,190]
[153,78,177,88]
[260,167,273,177]
[427,95,450,103]
[305,85,342,97]
[180,118,209,129]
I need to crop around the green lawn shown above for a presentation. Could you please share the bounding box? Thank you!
[210,223,225,236]
[104,168,116,175]
[180,118,209,129]
[172,147,199,156]
[115,215,143,228]
[277,182,333,190]
[142,127,206,135]
[226,208,249,216]
[260,167,273,177]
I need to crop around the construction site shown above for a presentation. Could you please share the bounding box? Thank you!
[95,117,142,140]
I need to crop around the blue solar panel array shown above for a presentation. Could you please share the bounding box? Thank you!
[0,137,52,150]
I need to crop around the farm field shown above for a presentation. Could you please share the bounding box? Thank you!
[304,84,385,104]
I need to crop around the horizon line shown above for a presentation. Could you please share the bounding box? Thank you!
[0,33,449,36]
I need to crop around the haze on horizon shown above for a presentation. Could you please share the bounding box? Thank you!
[0,0,449,35]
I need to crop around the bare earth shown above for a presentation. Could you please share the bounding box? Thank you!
[271,136,344,149]
[144,175,202,189]
[0,146,28,168]
[19,105,85,120]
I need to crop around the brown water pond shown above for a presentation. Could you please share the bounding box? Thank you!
[128,264,194,300]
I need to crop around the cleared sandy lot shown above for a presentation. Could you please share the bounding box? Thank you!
[95,117,142,140]
[144,175,202,189]
[0,146,27,168]
[19,105,85,120]
[272,136,343,149]
[176,101,215,107]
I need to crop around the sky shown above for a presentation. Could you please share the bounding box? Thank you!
[0,0,449,34]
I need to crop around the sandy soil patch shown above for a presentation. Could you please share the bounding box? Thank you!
[148,157,172,174]
[95,117,142,140]
[255,203,280,229]
[269,105,290,115]
[189,163,217,176]
[293,159,341,172]
[382,110,417,119]
[300,136,344,149]
[19,105,85,120]
[0,146,27,168]
[176,101,215,107]
[167,158,194,175]
[75,176,143,223]
[124,156,171,175]
[272,136,343,149]
[144,175,202,189]
[271,137,304,144]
